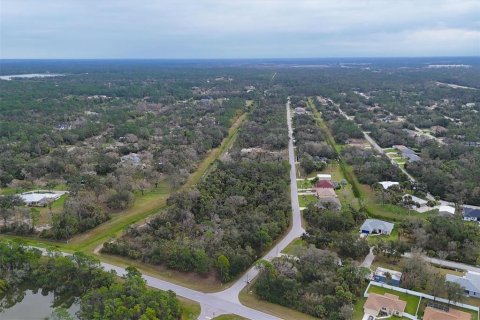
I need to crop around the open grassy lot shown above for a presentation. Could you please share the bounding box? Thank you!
[298,194,317,207]
[281,237,307,255]
[367,285,420,315]
[297,179,313,189]
[178,297,201,320]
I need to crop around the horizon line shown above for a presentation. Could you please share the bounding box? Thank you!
[1,55,480,61]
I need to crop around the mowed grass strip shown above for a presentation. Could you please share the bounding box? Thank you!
[1,113,247,254]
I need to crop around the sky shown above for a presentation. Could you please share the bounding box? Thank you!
[1,0,479,59]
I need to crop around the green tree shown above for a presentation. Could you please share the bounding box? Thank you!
[216,255,231,282]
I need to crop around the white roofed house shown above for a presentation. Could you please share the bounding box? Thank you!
[378,181,399,190]
[360,219,394,235]
[437,205,455,215]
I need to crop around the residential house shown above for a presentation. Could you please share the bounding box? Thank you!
[360,219,394,235]
[446,271,480,298]
[394,145,422,162]
[317,174,332,180]
[295,107,306,114]
[373,267,402,287]
[438,205,456,215]
[315,197,342,211]
[463,207,480,222]
[315,187,337,198]
[378,181,400,190]
[423,306,471,320]
[314,180,334,189]
[431,125,447,135]
[363,293,406,318]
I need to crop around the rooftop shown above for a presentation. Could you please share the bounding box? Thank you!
[464,207,480,218]
[446,271,480,294]
[315,188,337,198]
[315,180,334,189]
[364,292,407,315]
[378,181,399,190]
[361,219,395,234]
[423,306,471,320]
[438,205,456,215]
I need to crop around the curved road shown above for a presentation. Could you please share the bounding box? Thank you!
[36,99,304,320]
[113,98,304,319]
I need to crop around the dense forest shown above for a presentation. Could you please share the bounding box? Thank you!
[302,206,369,260]
[293,109,334,174]
[254,248,369,319]
[102,99,291,281]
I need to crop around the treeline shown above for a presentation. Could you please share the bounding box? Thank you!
[254,247,369,319]
[0,241,181,319]
[401,215,480,265]
[103,101,291,282]
[302,206,369,260]
[341,147,408,185]
[293,111,335,174]
[407,144,480,205]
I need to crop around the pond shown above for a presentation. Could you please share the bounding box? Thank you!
[0,289,79,320]
[0,74,64,81]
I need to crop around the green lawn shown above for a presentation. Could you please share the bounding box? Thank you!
[281,237,307,255]
[213,315,248,320]
[367,228,399,246]
[297,179,313,189]
[384,148,398,153]
[178,297,201,320]
[367,285,420,315]
[298,194,317,207]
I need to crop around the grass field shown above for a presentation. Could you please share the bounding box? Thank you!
[281,237,307,255]
[178,297,201,320]
[297,179,313,189]
[298,194,317,207]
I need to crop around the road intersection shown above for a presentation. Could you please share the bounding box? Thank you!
[89,99,303,320]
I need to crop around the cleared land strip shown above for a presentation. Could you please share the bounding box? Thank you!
[0,113,247,254]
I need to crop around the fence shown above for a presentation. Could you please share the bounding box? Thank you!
[364,281,480,320]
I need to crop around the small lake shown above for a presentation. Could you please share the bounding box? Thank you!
[0,74,64,81]
[0,290,79,320]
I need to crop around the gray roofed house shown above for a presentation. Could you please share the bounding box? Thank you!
[446,271,480,298]
[315,197,342,211]
[464,207,480,222]
[295,107,306,114]
[393,145,422,162]
[360,219,394,235]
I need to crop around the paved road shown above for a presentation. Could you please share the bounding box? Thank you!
[360,247,375,268]
[338,105,435,200]
[34,98,305,320]
[206,97,306,318]
[403,253,480,273]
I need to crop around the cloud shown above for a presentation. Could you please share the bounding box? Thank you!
[1,0,479,58]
